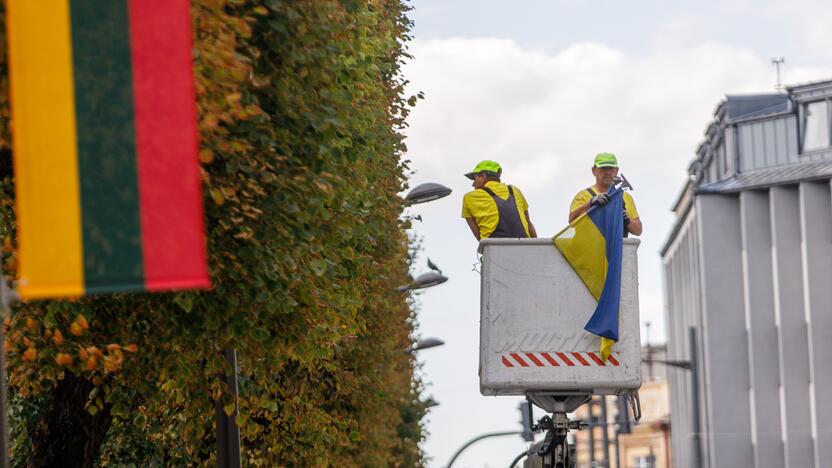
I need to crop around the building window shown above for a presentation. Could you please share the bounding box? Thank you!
[802,100,830,152]
[632,455,656,468]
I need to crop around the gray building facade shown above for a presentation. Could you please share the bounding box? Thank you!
[662,79,832,468]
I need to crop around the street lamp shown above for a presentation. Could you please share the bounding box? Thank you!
[405,182,452,205]
[406,337,445,353]
[396,271,448,292]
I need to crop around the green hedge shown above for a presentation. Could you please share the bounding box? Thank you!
[0,0,424,465]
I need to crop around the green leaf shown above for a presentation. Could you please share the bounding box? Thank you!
[133,413,147,427]
[310,259,327,276]
[250,327,270,343]
[174,293,193,313]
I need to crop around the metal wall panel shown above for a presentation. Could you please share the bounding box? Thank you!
[663,210,702,468]
[774,118,789,165]
[736,116,799,172]
[799,181,832,468]
[709,156,717,183]
[726,128,736,175]
[666,259,691,468]
[770,186,815,468]
[740,124,754,172]
[753,122,766,168]
[663,262,685,468]
[785,115,799,162]
[739,190,785,468]
[696,194,753,467]
[764,119,777,166]
[687,212,709,468]
[666,238,689,468]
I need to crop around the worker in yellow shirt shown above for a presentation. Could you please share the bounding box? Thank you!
[568,153,642,236]
[461,160,537,240]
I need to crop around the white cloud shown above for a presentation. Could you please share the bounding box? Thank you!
[765,0,832,62]
[509,153,561,190]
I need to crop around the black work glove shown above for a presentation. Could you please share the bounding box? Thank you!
[623,209,631,226]
[589,193,610,207]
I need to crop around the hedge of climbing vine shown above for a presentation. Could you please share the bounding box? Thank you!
[0,0,425,465]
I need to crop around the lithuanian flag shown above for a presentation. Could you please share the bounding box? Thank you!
[7,0,210,299]
[554,188,624,361]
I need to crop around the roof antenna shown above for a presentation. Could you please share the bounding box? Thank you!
[771,57,785,91]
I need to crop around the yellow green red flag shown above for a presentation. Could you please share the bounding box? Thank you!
[7,0,210,299]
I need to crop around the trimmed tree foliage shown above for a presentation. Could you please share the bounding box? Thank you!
[0,0,425,465]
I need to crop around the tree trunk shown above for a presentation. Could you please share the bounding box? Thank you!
[26,372,112,468]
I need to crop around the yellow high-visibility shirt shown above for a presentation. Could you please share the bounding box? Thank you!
[570,188,639,221]
[462,181,530,238]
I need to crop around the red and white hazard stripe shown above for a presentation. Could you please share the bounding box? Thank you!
[501,352,620,368]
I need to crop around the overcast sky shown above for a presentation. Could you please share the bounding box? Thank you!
[401,1,832,466]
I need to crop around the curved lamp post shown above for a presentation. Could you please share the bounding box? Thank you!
[397,271,448,292]
[446,431,523,468]
[405,182,452,205]
[406,337,445,353]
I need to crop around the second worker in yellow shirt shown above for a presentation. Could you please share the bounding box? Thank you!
[568,152,642,237]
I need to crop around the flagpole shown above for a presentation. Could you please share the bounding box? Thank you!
[0,277,16,468]
[0,319,7,468]
[215,348,241,468]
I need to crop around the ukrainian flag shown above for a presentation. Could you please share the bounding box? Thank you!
[554,188,624,361]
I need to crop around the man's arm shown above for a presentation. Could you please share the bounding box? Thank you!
[627,217,642,236]
[568,201,591,223]
[465,217,481,240]
[569,193,609,222]
[524,211,538,238]
[623,193,642,236]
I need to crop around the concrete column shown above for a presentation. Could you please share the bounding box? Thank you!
[664,260,690,468]
[799,181,832,468]
[769,186,814,468]
[664,217,697,468]
[739,190,784,468]
[695,194,753,467]
[684,214,703,468]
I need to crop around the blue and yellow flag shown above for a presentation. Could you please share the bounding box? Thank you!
[554,188,624,361]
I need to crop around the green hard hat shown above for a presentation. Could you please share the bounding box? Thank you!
[465,160,502,180]
[594,152,618,168]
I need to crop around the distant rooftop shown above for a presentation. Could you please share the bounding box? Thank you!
[716,93,790,121]
[697,159,832,194]
[786,77,832,92]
